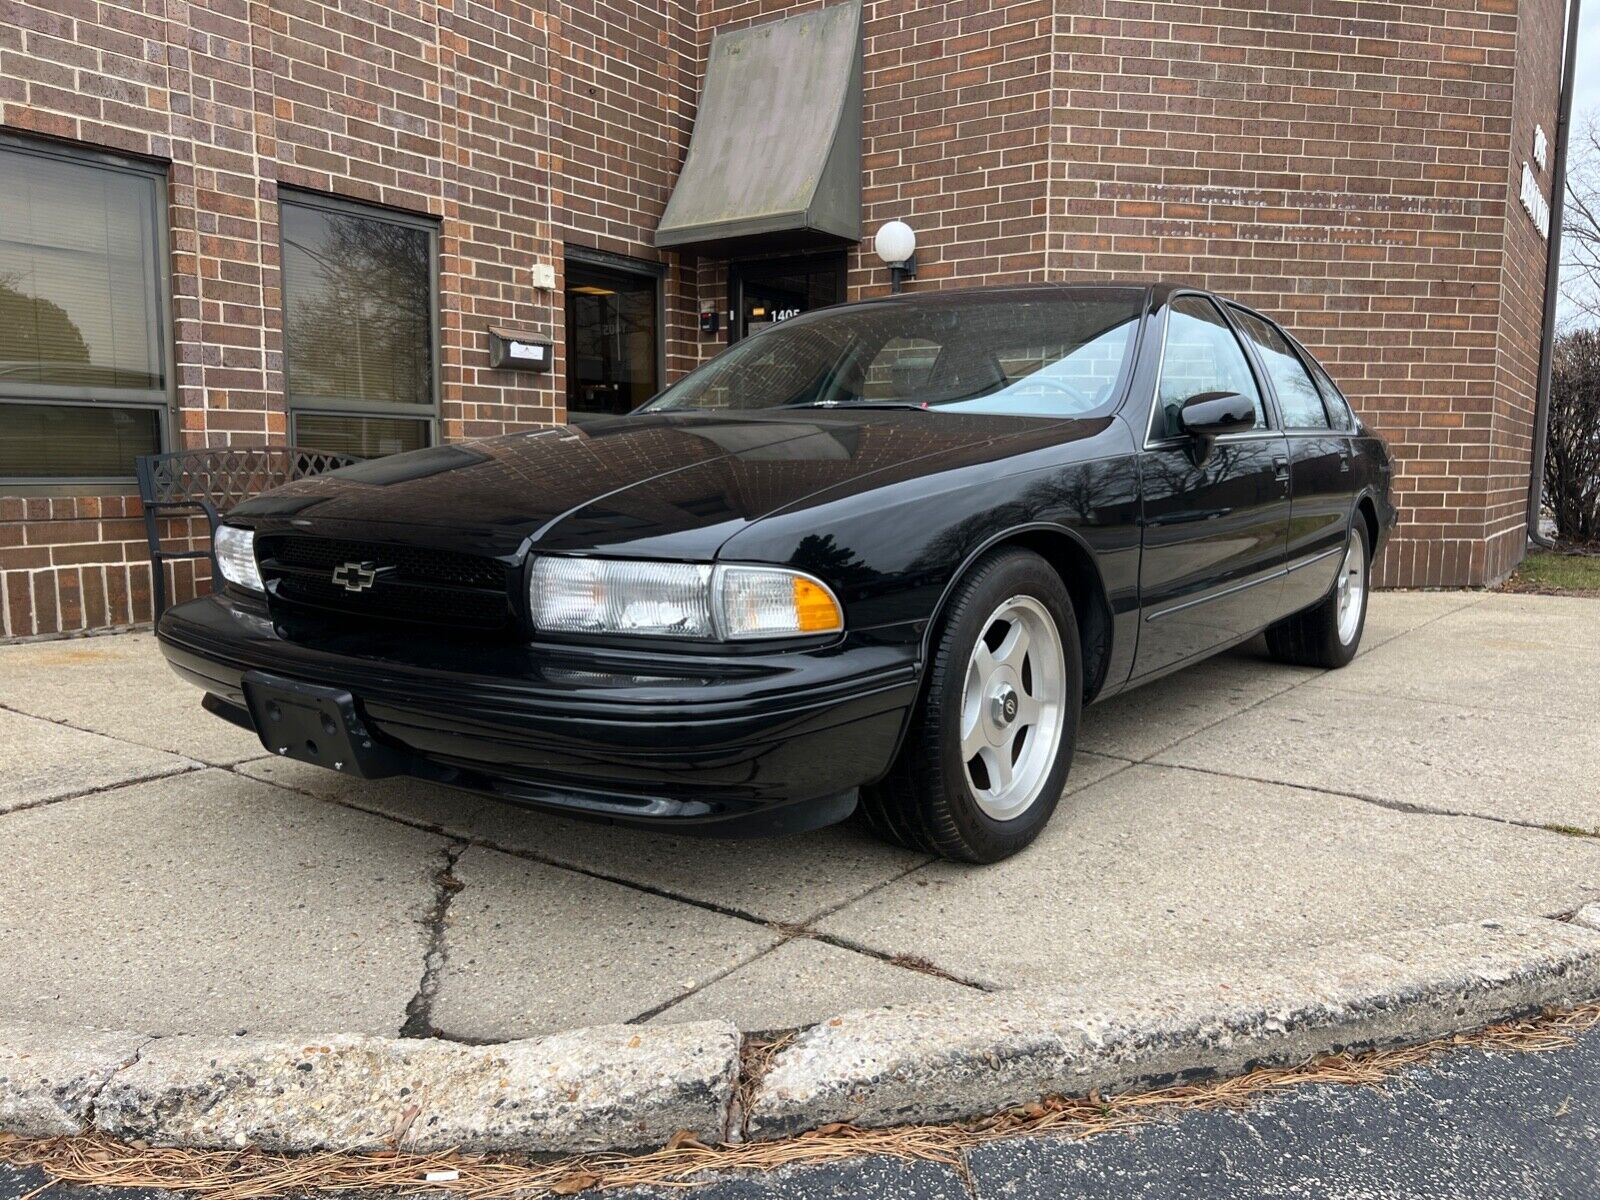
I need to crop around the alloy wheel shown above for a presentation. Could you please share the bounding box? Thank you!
[1336,529,1366,645]
[959,594,1066,821]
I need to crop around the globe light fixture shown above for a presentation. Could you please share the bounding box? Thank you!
[873,220,917,293]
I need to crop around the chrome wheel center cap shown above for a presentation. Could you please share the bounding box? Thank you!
[990,684,1019,729]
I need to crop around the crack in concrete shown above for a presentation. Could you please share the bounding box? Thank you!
[624,943,789,1029]
[724,1029,800,1143]
[209,593,1574,1038]
[400,839,467,1040]
[0,697,233,764]
[632,855,994,1027]
[1138,758,1600,848]
[0,761,207,820]
[229,763,986,1025]
[81,1033,156,1132]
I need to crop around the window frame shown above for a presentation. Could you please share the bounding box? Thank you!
[1143,290,1274,449]
[278,188,441,452]
[0,132,175,489]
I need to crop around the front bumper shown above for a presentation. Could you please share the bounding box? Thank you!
[156,594,920,835]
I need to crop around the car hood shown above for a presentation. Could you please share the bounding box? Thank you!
[232,410,1109,559]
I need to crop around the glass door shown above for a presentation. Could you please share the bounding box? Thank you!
[730,253,847,342]
[565,257,661,417]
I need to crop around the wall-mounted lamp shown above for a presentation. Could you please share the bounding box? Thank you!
[873,220,917,293]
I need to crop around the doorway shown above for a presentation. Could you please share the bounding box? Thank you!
[729,253,847,342]
[564,252,663,418]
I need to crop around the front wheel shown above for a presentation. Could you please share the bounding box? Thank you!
[859,548,1082,863]
[1265,521,1370,669]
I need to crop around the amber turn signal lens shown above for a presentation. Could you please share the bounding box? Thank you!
[792,575,844,633]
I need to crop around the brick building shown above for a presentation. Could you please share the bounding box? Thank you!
[0,0,1566,638]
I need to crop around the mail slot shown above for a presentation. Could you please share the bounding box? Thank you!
[488,327,554,372]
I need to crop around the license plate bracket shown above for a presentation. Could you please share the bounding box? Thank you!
[241,671,405,779]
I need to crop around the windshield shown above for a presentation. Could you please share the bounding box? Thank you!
[642,287,1146,418]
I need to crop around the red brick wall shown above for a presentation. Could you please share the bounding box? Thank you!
[2,0,563,636]
[684,0,1059,357]
[555,0,702,401]
[1487,0,1562,583]
[0,499,209,636]
[1033,0,1541,588]
[0,0,1568,636]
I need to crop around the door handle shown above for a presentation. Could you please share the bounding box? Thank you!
[1273,456,1289,481]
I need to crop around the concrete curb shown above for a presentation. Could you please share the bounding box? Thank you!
[0,1024,147,1138]
[3,916,1598,1154]
[5,1021,741,1153]
[745,916,1600,1138]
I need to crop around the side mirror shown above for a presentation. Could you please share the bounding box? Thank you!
[1179,391,1256,439]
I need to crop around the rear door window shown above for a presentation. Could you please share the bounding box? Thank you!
[1230,308,1330,430]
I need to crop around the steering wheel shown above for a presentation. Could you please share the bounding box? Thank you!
[1011,374,1099,410]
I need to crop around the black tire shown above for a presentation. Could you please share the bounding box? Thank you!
[1265,520,1370,669]
[859,548,1082,864]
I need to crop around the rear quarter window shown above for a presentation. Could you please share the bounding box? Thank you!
[1306,357,1357,431]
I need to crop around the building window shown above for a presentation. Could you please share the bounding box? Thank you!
[0,136,170,483]
[564,253,662,418]
[280,191,437,457]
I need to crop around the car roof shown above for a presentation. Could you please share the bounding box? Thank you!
[848,280,1195,308]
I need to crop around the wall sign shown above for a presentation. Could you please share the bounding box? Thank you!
[1533,124,1549,172]
[1520,162,1551,240]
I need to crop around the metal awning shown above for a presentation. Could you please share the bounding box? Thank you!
[654,1,862,256]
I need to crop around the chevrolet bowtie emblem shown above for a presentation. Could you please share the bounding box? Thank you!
[331,561,380,592]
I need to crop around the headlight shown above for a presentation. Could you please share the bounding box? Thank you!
[527,558,843,640]
[530,557,716,638]
[213,525,263,592]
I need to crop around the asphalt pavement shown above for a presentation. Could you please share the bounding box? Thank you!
[4,1023,1598,1199]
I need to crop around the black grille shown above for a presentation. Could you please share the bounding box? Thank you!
[257,535,516,631]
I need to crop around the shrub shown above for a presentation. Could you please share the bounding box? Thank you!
[1546,330,1600,545]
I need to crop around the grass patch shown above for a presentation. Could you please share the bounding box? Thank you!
[1503,549,1600,597]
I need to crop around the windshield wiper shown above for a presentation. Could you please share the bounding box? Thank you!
[790,400,931,410]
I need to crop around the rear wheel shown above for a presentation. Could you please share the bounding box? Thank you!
[1265,521,1369,669]
[860,548,1081,863]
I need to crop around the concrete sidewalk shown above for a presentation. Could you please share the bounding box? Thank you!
[1,591,1596,1042]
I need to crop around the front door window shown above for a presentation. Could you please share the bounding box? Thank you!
[732,254,846,341]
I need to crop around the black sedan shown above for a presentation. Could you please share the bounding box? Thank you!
[158,283,1396,863]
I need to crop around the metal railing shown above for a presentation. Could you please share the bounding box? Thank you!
[135,446,360,618]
